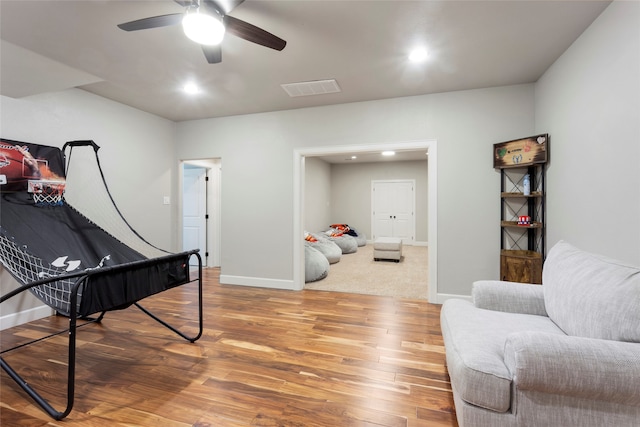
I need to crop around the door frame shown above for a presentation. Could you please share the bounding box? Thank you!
[371,179,416,244]
[293,139,438,303]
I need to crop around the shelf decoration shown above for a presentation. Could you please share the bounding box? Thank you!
[494,134,548,168]
[518,215,531,226]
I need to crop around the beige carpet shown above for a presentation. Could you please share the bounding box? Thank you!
[304,244,428,299]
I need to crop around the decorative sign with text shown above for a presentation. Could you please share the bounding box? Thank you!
[494,134,548,168]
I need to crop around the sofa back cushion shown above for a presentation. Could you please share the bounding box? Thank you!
[543,241,640,342]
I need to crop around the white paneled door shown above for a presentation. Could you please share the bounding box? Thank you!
[183,166,207,266]
[372,180,415,244]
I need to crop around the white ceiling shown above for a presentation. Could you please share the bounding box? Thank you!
[1,0,611,126]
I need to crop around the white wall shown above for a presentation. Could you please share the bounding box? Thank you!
[0,89,178,328]
[329,160,429,243]
[304,157,332,233]
[535,0,640,264]
[176,84,535,297]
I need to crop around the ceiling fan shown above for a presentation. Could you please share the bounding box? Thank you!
[117,0,286,64]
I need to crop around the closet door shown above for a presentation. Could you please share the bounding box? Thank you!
[371,180,415,244]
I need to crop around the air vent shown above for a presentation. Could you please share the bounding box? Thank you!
[281,79,341,97]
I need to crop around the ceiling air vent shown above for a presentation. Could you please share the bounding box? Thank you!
[281,79,341,97]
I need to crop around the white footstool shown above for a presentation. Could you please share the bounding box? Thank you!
[373,237,402,262]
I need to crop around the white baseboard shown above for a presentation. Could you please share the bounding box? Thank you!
[220,274,298,291]
[365,240,428,246]
[0,304,53,331]
[434,293,472,305]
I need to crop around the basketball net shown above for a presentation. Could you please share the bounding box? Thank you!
[28,180,66,206]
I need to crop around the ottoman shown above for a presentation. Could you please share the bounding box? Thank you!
[373,237,402,262]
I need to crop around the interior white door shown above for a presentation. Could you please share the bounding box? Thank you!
[391,181,413,240]
[372,181,395,237]
[372,180,415,244]
[183,166,207,265]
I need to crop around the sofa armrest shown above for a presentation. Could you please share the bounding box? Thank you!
[504,331,640,405]
[472,280,547,316]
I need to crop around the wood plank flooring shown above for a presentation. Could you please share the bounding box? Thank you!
[0,268,457,426]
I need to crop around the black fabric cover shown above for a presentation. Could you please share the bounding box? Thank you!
[77,253,190,316]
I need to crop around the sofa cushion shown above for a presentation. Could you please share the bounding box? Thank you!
[440,299,564,413]
[543,241,640,342]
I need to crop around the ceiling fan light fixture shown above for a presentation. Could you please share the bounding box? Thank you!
[182,7,225,46]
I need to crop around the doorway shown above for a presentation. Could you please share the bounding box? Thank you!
[293,140,438,303]
[181,159,222,268]
[182,165,207,266]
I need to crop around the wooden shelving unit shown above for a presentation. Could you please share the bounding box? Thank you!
[494,134,548,284]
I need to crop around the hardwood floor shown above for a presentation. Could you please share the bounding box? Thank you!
[0,268,457,426]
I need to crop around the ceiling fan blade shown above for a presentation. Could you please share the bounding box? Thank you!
[117,13,184,31]
[202,44,222,64]
[224,15,286,51]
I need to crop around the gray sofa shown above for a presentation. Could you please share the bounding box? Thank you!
[441,241,640,426]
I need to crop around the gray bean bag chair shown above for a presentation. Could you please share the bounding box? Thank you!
[351,228,367,247]
[305,245,329,283]
[304,237,342,264]
[320,231,358,254]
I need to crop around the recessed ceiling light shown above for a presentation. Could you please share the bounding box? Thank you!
[183,82,200,95]
[409,48,429,63]
[382,151,396,156]
[351,155,357,159]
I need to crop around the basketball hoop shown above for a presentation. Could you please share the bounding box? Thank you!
[28,180,65,206]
